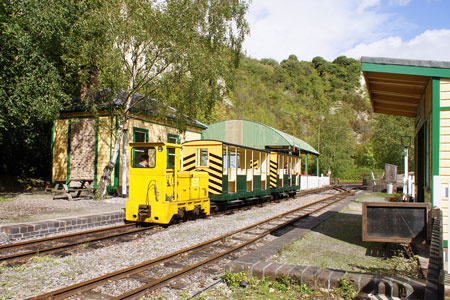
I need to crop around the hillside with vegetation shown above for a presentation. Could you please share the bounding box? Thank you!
[1,1,414,183]
[215,55,415,180]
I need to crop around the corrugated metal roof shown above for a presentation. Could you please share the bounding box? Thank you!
[202,119,319,155]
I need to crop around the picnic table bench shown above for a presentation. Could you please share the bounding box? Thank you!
[52,179,95,201]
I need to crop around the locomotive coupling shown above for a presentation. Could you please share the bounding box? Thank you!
[138,205,151,219]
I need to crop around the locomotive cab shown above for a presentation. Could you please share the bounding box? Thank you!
[126,142,210,224]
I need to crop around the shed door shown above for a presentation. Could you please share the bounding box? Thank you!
[70,119,95,183]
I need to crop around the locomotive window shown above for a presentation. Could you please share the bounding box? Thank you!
[197,149,208,166]
[132,147,156,168]
[167,147,175,169]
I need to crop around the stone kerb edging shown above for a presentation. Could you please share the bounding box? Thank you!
[227,260,426,299]
[424,208,444,300]
[0,211,125,241]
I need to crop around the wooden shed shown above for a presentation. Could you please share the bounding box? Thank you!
[362,56,450,247]
[51,90,206,193]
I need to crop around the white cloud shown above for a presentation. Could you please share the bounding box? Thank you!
[388,0,411,6]
[243,0,392,61]
[243,0,450,63]
[344,29,450,61]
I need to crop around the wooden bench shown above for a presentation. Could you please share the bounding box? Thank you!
[52,179,95,201]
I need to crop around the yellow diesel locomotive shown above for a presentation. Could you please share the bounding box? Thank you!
[126,142,210,224]
[126,140,302,225]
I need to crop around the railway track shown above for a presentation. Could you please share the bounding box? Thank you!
[1,186,337,265]
[28,189,355,300]
[0,224,157,264]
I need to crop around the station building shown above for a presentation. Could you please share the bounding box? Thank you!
[362,56,450,247]
[51,90,206,193]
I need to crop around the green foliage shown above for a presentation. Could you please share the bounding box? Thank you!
[0,0,107,177]
[222,271,253,290]
[1,0,249,181]
[0,262,6,274]
[221,55,414,178]
[216,273,356,299]
[30,255,58,265]
[335,276,358,300]
[271,276,295,292]
[371,114,415,169]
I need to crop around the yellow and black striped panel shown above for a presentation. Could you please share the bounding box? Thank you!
[207,152,223,195]
[270,154,278,188]
[181,142,223,195]
[183,152,196,171]
[249,159,259,169]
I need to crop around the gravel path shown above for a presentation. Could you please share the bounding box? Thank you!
[0,189,338,299]
[0,192,125,225]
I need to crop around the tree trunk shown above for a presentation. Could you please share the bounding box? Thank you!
[96,121,125,199]
[121,128,128,196]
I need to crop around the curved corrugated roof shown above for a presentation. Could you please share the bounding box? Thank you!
[201,119,319,155]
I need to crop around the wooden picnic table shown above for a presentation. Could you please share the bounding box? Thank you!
[52,179,95,201]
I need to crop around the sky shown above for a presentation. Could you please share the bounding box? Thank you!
[243,0,450,62]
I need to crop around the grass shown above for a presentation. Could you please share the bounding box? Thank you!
[352,192,386,203]
[0,196,12,202]
[273,194,422,279]
[187,271,357,300]
[30,255,59,265]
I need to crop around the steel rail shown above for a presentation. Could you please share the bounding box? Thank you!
[5,186,338,264]
[115,191,355,300]
[28,190,353,300]
[0,224,152,263]
[0,224,136,250]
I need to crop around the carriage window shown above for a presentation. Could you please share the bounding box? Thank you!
[197,149,208,166]
[132,147,156,168]
[167,147,175,169]
[229,153,240,168]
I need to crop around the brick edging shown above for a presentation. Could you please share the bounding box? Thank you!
[0,211,125,241]
[424,208,444,300]
[227,261,426,299]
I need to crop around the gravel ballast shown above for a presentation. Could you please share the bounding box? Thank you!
[0,190,338,299]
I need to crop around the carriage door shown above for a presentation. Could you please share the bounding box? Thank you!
[166,147,176,201]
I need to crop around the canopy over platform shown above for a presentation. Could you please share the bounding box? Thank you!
[201,119,319,156]
[362,56,450,117]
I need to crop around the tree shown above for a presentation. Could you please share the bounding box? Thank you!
[0,0,109,177]
[371,114,415,170]
[95,0,249,198]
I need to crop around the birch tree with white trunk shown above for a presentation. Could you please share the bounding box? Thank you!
[96,0,249,199]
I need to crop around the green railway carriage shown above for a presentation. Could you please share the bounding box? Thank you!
[182,140,301,208]
[269,151,301,197]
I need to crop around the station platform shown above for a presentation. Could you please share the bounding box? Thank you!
[0,191,126,242]
[227,193,430,299]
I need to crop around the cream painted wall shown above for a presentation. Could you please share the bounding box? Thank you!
[118,117,202,187]
[440,79,450,241]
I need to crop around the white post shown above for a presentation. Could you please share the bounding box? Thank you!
[446,177,450,274]
[403,146,408,201]
[121,128,128,197]
[433,175,442,209]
